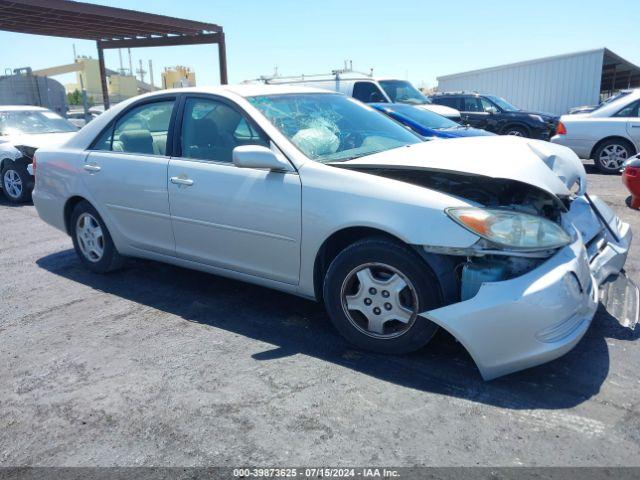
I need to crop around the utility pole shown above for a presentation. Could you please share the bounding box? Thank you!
[148,60,154,89]
[127,48,133,76]
[118,49,125,75]
[136,59,147,83]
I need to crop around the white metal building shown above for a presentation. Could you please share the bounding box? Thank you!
[436,48,640,115]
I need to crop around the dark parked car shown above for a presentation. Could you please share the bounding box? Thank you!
[430,92,558,140]
[370,103,494,138]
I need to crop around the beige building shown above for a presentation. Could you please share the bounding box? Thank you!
[62,57,139,103]
[33,56,155,107]
[162,66,196,89]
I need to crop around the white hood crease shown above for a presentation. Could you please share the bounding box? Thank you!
[341,136,587,198]
[0,132,77,150]
[416,103,460,118]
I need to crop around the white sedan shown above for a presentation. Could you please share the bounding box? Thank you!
[552,89,640,173]
[0,106,78,202]
[33,85,634,380]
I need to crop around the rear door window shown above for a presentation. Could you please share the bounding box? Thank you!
[92,100,175,155]
[614,100,640,118]
[461,97,482,112]
[433,96,461,109]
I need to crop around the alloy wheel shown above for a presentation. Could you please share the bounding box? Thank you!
[340,262,419,339]
[3,169,22,199]
[75,212,105,262]
[599,144,629,170]
[506,129,525,137]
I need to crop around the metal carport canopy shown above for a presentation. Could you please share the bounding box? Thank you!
[0,0,228,108]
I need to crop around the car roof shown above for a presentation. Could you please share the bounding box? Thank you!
[432,92,480,97]
[145,84,338,99]
[0,105,49,112]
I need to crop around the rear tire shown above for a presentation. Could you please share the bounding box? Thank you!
[593,139,635,174]
[1,161,32,204]
[70,200,124,273]
[323,237,442,354]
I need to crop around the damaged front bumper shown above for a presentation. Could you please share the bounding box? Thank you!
[420,194,636,380]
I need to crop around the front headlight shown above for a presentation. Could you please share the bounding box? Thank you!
[446,207,572,251]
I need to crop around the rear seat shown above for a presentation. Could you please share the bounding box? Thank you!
[113,129,168,155]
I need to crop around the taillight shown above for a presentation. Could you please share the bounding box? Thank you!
[625,166,639,177]
[32,153,37,176]
[556,122,567,135]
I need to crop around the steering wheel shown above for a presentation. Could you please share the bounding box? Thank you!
[340,131,363,150]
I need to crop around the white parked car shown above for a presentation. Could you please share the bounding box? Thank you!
[66,109,100,128]
[552,88,640,173]
[266,75,461,121]
[0,105,78,203]
[33,85,634,380]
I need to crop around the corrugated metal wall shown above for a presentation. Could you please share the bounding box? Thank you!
[436,50,604,115]
[0,75,68,115]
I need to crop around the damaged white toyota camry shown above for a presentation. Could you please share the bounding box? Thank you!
[33,85,636,380]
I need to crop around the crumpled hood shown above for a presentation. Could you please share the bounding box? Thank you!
[0,131,76,149]
[340,136,586,198]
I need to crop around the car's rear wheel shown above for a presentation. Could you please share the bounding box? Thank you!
[594,139,634,174]
[1,162,31,203]
[70,200,124,273]
[323,237,441,354]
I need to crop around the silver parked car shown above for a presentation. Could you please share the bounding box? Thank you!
[33,85,635,380]
[552,88,640,173]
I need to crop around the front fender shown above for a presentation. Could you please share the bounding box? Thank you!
[297,161,478,297]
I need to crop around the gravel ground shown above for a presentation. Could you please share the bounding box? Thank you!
[0,161,639,467]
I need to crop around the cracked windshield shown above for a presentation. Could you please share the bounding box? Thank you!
[248,93,420,162]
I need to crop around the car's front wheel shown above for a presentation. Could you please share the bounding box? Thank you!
[1,162,32,203]
[594,139,635,174]
[323,237,442,354]
[502,125,529,137]
[70,200,124,273]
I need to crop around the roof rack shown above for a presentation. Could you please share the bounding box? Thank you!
[431,90,480,96]
[246,60,374,84]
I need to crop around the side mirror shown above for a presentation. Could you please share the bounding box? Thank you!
[233,145,293,172]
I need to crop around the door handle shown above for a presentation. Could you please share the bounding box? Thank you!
[83,164,101,172]
[170,176,194,186]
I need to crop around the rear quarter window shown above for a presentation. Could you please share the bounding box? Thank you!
[433,96,461,109]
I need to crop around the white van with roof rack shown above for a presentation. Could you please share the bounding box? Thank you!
[262,72,461,121]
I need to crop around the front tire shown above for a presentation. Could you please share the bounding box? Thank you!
[594,139,634,174]
[323,237,442,354]
[70,200,124,273]
[1,162,32,203]
[502,125,529,137]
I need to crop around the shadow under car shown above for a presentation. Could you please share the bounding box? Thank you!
[36,249,639,410]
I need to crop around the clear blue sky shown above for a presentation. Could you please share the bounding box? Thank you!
[1,0,639,88]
